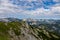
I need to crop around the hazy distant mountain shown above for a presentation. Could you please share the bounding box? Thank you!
[0,18,22,22]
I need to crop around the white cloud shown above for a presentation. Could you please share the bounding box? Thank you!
[53,0,60,2]
[20,0,37,2]
[25,5,60,16]
[0,0,60,19]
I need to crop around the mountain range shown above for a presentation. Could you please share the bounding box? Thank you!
[0,18,60,40]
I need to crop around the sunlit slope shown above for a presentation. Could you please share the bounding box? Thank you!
[0,21,60,40]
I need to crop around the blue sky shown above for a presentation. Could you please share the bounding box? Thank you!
[0,0,60,19]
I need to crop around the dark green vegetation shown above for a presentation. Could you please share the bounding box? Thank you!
[0,21,60,40]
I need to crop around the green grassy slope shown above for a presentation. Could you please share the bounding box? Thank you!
[0,21,60,40]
